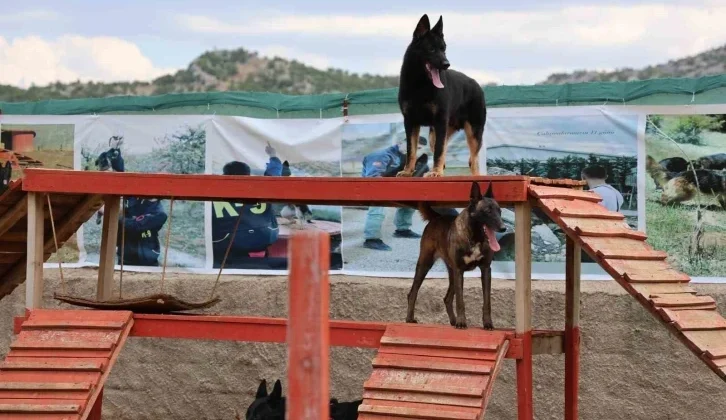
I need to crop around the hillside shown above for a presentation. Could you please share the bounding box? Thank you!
[540,44,726,85]
[0,47,398,102]
[2,42,726,103]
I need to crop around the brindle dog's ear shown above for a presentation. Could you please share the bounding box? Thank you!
[470,182,482,203]
[484,183,494,199]
[414,14,430,39]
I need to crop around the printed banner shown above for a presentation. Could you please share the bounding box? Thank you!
[1,105,723,282]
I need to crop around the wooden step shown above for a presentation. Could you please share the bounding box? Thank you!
[528,185,601,202]
[602,259,691,283]
[372,354,493,375]
[0,382,92,391]
[0,360,105,372]
[660,309,726,331]
[650,293,716,309]
[539,198,625,220]
[21,320,127,330]
[0,403,81,413]
[380,336,500,352]
[358,401,479,420]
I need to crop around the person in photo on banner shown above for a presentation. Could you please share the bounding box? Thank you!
[93,138,170,267]
[361,136,427,251]
[211,142,283,267]
[581,164,624,213]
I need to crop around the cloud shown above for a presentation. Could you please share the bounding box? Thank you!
[177,4,726,51]
[0,35,178,88]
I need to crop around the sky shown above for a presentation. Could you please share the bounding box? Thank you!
[1,0,726,89]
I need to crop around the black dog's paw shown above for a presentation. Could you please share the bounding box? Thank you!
[405,318,418,324]
[455,318,468,329]
[482,321,494,330]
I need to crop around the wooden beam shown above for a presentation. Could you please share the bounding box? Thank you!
[514,200,533,420]
[22,169,531,205]
[97,196,120,301]
[565,237,582,420]
[0,198,27,238]
[25,193,44,310]
[0,194,103,301]
[287,230,330,420]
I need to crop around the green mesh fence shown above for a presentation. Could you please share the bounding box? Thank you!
[1,75,726,117]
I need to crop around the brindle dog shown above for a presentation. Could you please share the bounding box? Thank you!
[406,182,506,330]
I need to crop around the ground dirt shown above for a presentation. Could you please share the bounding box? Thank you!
[2,268,725,419]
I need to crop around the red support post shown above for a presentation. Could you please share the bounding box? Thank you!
[287,230,330,420]
[514,201,533,420]
[565,237,582,420]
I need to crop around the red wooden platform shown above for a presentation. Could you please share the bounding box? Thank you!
[0,309,133,420]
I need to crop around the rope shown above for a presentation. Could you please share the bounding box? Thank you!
[210,210,244,300]
[119,196,126,299]
[159,197,175,294]
[46,195,66,295]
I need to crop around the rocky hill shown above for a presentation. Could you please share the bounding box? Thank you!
[0,47,398,102]
[2,42,726,102]
[540,44,726,85]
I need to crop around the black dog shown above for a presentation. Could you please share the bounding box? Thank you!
[407,182,506,330]
[396,14,486,178]
[242,379,361,420]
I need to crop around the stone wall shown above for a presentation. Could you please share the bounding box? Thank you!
[1,268,724,419]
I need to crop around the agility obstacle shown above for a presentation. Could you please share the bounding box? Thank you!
[0,168,723,419]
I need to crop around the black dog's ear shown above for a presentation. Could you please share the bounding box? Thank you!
[414,14,430,38]
[270,379,282,402]
[431,15,443,35]
[255,379,268,399]
[470,182,483,202]
[484,183,494,199]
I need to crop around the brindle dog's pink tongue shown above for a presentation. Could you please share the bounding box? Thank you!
[430,67,444,88]
[485,226,500,252]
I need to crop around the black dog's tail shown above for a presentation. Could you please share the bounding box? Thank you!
[418,202,439,222]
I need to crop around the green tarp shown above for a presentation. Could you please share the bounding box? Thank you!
[1,74,726,117]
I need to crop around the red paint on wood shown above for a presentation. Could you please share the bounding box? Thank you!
[22,169,530,205]
[516,330,533,420]
[286,230,330,420]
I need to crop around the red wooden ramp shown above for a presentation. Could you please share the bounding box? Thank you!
[358,324,509,420]
[529,184,726,382]
[0,310,133,419]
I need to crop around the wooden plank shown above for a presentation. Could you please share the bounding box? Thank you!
[558,217,646,240]
[650,294,716,308]
[27,310,132,323]
[7,349,113,359]
[379,345,499,361]
[630,283,697,297]
[382,325,506,345]
[97,196,120,301]
[601,259,691,283]
[21,320,127,330]
[539,198,624,220]
[682,331,726,358]
[659,309,726,331]
[25,193,44,311]
[287,230,330,420]
[372,354,493,374]
[23,169,531,205]
[528,185,601,202]
[0,403,81,414]
[15,330,122,344]
[580,237,668,261]
[0,198,27,238]
[358,400,479,420]
[362,389,483,408]
[380,336,500,351]
[0,382,92,391]
[0,359,105,372]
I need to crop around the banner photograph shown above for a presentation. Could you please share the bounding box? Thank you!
[645,113,726,279]
[1,96,724,282]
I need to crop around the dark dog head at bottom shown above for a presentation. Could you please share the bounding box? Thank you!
[468,182,506,252]
[245,379,285,420]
